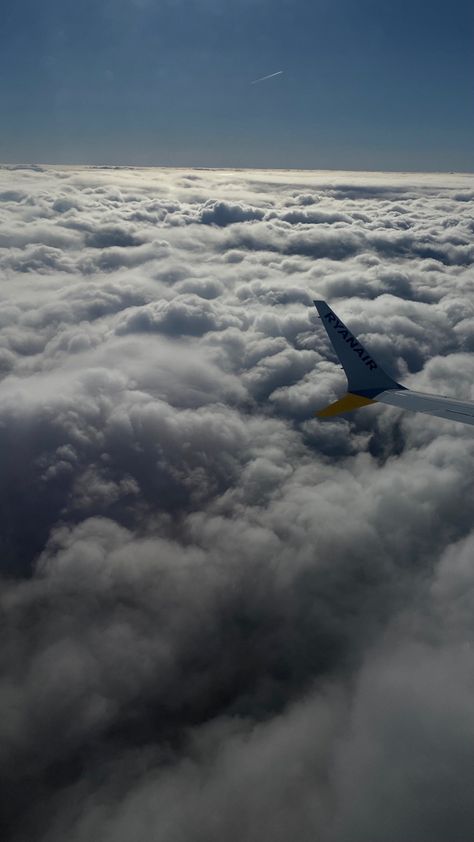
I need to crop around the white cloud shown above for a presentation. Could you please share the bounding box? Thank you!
[1,164,474,841]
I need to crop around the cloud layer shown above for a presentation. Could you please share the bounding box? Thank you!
[1,165,474,841]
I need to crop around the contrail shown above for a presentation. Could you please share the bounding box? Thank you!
[251,70,284,85]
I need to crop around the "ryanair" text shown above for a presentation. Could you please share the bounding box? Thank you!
[324,312,378,371]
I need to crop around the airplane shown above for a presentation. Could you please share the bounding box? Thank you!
[314,300,474,426]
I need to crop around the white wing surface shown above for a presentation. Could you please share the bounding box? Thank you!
[377,389,474,426]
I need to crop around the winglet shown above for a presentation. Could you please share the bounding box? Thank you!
[314,300,402,398]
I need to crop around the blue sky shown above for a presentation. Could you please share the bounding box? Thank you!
[1,0,473,170]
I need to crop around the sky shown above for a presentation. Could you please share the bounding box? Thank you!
[1,0,473,170]
[1,163,474,840]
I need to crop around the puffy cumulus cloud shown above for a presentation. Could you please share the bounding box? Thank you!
[1,164,474,842]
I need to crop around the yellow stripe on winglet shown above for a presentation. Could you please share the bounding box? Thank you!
[315,392,376,418]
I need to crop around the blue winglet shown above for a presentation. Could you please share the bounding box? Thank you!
[314,300,402,397]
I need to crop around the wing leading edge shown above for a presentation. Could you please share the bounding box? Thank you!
[314,300,474,427]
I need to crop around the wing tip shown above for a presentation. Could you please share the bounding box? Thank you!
[315,392,376,418]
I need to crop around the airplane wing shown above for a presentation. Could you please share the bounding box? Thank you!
[376,389,474,426]
[313,299,474,426]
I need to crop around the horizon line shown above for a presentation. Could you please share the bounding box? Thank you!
[1,161,474,176]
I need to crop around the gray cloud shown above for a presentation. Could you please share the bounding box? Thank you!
[1,165,474,841]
